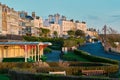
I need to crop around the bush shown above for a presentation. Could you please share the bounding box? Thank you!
[9,68,119,80]
[0,62,33,74]
[74,50,119,64]
[44,47,52,53]
[2,58,25,62]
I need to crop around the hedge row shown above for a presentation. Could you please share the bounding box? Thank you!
[9,70,118,80]
[36,65,118,75]
[2,58,25,62]
[74,50,119,64]
[0,62,33,74]
[47,62,109,67]
[0,62,118,77]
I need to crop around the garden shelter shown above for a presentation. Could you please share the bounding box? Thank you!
[0,42,52,62]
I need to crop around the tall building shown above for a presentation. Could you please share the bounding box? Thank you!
[0,3,19,35]
[18,11,28,35]
[54,13,60,24]
[0,2,89,38]
[61,20,76,35]
[75,21,87,33]
[0,3,2,35]
[7,8,19,35]
[32,16,43,36]
[43,13,88,37]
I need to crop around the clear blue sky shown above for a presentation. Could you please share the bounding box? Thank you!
[0,0,120,33]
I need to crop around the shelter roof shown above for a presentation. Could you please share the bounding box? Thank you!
[0,42,52,45]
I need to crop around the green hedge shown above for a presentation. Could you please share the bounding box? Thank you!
[74,50,119,64]
[2,58,25,62]
[44,47,52,53]
[0,74,9,80]
[0,62,33,74]
[36,65,118,75]
[9,70,118,80]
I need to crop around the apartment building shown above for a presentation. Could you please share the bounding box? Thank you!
[61,20,76,35]
[0,2,96,39]
[0,3,19,36]
[43,13,88,37]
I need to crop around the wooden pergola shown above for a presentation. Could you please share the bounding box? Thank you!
[0,42,52,62]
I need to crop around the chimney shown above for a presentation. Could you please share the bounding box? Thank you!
[32,12,35,18]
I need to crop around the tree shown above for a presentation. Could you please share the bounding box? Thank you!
[40,28,50,37]
[63,39,77,47]
[67,30,75,37]
[75,29,85,38]
[53,31,58,38]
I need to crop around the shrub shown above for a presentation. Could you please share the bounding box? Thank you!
[2,58,25,62]
[0,62,33,74]
[9,66,119,80]
[74,50,119,64]
[44,47,52,53]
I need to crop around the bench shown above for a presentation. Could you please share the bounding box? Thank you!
[81,70,105,76]
[49,71,66,76]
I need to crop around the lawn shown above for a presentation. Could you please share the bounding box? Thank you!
[63,52,90,62]
[0,74,10,80]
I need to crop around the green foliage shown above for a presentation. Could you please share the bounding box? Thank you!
[0,62,33,74]
[40,28,50,37]
[75,29,85,37]
[27,58,35,62]
[0,74,9,80]
[63,38,85,47]
[2,58,25,62]
[53,31,58,37]
[23,36,39,41]
[67,30,75,37]
[74,50,119,64]
[9,70,118,80]
[63,39,77,47]
[40,55,47,62]
[0,62,117,80]
[62,52,89,62]
[44,47,52,53]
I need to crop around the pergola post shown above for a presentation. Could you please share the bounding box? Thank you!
[0,46,3,62]
[31,46,34,60]
[2,47,3,59]
[34,46,36,62]
[24,45,27,62]
[40,47,43,57]
[37,44,40,62]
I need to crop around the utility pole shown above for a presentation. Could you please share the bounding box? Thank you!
[103,25,107,47]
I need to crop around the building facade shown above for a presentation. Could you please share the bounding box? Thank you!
[0,3,95,38]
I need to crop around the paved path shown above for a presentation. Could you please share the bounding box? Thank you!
[45,50,61,62]
[79,42,120,61]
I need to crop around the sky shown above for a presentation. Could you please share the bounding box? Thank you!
[0,0,120,33]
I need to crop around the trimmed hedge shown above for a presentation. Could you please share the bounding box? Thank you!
[9,70,119,80]
[36,65,118,75]
[74,50,119,64]
[0,62,118,79]
[2,58,25,62]
[0,74,9,80]
[44,47,52,53]
[0,62,33,74]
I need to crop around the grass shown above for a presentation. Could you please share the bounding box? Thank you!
[63,52,90,62]
[0,74,9,80]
